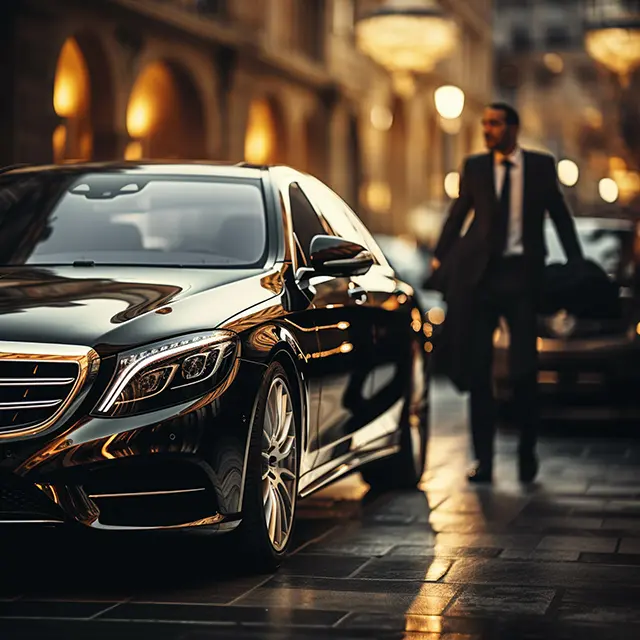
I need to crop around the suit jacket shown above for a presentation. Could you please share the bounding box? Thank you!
[431,150,583,391]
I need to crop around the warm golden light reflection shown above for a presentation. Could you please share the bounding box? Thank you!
[52,125,67,164]
[427,307,445,325]
[411,309,422,331]
[54,38,89,118]
[127,62,175,138]
[405,613,442,633]
[585,27,640,84]
[423,323,433,338]
[635,322,640,336]
[124,141,143,160]
[543,52,564,74]
[355,2,459,83]
[424,342,433,353]
[444,171,460,198]
[245,98,279,164]
[337,321,350,330]
[53,37,92,163]
[363,180,392,213]
[370,105,394,131]
[310,342,354,359]
[126,61,206,159]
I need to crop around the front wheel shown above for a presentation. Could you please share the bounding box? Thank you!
[235,362,299,572]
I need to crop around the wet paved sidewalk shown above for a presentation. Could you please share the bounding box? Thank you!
[3,381,640,639]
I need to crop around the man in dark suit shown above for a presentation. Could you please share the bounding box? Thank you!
[431,103,583,484]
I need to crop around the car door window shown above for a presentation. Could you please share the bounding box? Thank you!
[289,183,327,266]
[302,177,389,267]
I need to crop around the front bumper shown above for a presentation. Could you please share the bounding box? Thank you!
[0,359,264,531]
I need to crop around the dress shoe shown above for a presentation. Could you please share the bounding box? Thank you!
[467,463,493,484]
[518,451,539,483]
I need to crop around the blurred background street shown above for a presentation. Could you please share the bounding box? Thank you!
[2,0,638,242]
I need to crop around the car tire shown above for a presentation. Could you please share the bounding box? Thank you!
[360,347,429,492]
[235,362,299,572]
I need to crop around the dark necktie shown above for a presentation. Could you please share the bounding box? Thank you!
[494,158,513,256]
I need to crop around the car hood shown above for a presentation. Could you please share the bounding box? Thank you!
[0,266,275,352]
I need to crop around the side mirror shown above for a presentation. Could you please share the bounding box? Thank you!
[309,235,374,277]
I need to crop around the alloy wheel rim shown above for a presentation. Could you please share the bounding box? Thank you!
[261,377,297,551]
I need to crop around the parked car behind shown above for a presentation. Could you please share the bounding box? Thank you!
[494,216,639,420]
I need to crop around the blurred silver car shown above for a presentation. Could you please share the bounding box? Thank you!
[494,216,639,420]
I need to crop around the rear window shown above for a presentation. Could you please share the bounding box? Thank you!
[0,172,268,268]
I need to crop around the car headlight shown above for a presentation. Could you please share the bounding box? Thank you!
[93,331,238,417]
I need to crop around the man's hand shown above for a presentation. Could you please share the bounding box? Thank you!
[431,257,441,271]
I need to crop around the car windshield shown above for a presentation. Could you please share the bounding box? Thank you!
[0,172,268,268]
[545,218,634,282]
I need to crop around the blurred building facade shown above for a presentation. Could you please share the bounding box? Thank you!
[493,0,640,214]
[1,0,494,241]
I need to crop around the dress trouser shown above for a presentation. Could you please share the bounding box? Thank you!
[468,256,539,466]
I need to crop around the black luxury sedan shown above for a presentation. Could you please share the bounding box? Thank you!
[0,162,429,569]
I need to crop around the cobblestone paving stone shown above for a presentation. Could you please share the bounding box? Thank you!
[2,381,640,639]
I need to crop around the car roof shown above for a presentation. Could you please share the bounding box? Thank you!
[0,160,305,181]
[546,216,633,232]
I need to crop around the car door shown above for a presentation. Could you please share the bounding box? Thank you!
[301,177,417,451]
[287,181,378,474]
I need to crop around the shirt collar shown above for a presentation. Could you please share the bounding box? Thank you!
[494,146,522,167]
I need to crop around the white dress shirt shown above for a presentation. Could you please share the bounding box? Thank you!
[494,146,524,256]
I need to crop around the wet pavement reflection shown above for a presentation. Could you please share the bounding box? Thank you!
[3,381,640,639]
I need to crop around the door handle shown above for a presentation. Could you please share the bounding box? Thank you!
[348,286,368,304]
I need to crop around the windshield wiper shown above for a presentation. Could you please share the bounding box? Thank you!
[72,260,95,267]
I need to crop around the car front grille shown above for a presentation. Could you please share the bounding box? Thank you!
[0,360,80,433]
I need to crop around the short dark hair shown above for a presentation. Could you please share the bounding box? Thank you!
[488,102,520,127]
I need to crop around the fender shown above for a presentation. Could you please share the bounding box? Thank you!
[236,323,311,513]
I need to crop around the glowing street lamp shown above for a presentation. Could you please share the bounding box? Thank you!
[558,159,580,187]
[434,85,465,119]
[599,177,619,203]
[355,0,459,97]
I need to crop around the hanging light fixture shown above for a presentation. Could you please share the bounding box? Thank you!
[355,0,459,97]
[584,0,640,86]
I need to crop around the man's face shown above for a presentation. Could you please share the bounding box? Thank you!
[482,107,517,152]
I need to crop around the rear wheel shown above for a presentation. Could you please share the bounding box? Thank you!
[236,362,299,572]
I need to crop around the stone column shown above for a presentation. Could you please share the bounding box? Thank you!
[227,65,255,162]
[12,12,61,163]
